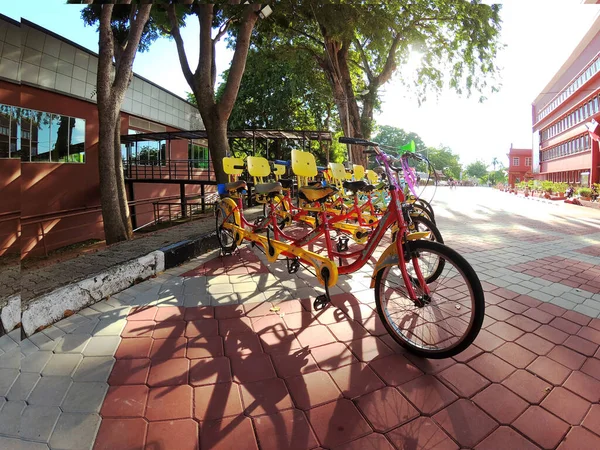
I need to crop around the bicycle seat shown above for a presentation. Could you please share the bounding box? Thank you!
[299,185,338,203]
[343,180,374,193]
[225,180,247,192]
[254,182,283,195]
[279,178,294,189]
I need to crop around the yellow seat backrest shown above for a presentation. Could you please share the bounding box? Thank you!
[273,163,286,178]
[345,172,353,180]
[328,163,347,181]
[367,169,379,184]
[353,165,365,181]
[247,156,271,179]
[223,157,244,176]
[292,150,317,178]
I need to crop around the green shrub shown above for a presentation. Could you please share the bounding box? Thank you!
[578,187,593,197]
[554,182,568,194]
[541,180,554,193]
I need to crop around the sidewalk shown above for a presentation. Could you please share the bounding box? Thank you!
[1,188,600,449]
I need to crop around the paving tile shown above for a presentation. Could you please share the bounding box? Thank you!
[93,417,147,450]
[472,383,529,425]
[27,376,72,406]
[147,357,189,386]
[154,306,185,321]
[307,398,372,448]
[49,412,101,450]
[329,362,385,399]
[146,385,193,421]
[149,337,187,360]
[53,333,91,354]
[327,320,370,342]
[563,371,600,402]
[121,319,155,338]
[114,337,153,359]
[91,317,127,336]
[527,356,571,385]
[186,336,224,359]
[473,329,505,352]
[259,330,301,353]
[386,416,459,450]
[200,416,258,450]
[0,400,26,437]
[239,378,294,417]
[101,385,149,417]
[19,404,61,443]
[513,406,569,450]
[286,370,342,410]
[485,305,514,321]
[534,324,569,344]
[331,432,394,450]
[251,314,287,334]
[346,336,394,363]
[523,308,555,324]
[82,335,121,357]
[73,356,115,382]
[582,404,600,436]
[557,426,600,450]
[6,372,40,401]
[437,363,491,398]
[550,317,582,334]
[563,310,593,327]
[283,311,318,330]
[494,342,537,368]
[21,351,53,373]
[475,426,540,450]
[184,305,214,320]
[515,333,555,355]
[269,347,319,379]
[499,299,529,314]
[229,353,276,383]
[41,353,83,377]
[0,436,49,449]
[108,358,150,385]
[467,352,516,383]
[581,357,600,382]
[194,382,243,420]
[506,314,540,333]
[546,345,587,370]
[434,399,498,448]
[397,375,458,415]
[146,419,199,450]
[487,321,525,341]
[128,305,158,321]
[295,324,337,348]
[502,369,552,404]
[224,333,263,356]
[563,335,598,356]
[309,342,358,371]
[356,387,419,432]
[152,320,187,339]
[213,304,245,319]
[578,326,600,345]
[541,387,591,425]
[185,319,219,338]
[189,356,232,386]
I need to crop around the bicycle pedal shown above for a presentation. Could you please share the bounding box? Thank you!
[313,294,330,311]
[287,258,300,274]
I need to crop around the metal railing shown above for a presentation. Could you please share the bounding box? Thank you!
[124,158,214,181]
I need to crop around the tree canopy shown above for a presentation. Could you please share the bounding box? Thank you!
[465,160,489,179]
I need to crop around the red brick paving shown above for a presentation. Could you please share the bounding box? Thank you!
[94,282,600,449]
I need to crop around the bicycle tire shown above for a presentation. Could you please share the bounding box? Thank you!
[215,201,238,253]
[374,240,485,359]
[415,198,435,223]
[409,215,443,244]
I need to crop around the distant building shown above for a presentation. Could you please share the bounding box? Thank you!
[507,145,533,186]
[531,10,600,186]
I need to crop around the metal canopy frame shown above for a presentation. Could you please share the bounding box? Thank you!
[120,129,333,144]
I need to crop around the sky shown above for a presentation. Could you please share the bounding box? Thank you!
[3,0,600,167]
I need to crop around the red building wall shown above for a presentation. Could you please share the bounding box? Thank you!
[507,148,532,186]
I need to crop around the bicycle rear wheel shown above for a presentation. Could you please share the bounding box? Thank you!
[374,240,484,359]
[215,201,238,253]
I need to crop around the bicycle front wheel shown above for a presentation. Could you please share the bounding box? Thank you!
[374,240,484,359]
[215,201,238,253]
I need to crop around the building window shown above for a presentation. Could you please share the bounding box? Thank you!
[189,141,209,169]
[0,103,85,162]
[512,157,519,166]
[525,157,531,166]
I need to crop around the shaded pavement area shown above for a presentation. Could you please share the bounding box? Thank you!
[1,187,600,449]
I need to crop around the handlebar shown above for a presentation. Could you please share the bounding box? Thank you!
[339,137,379,146]
[233,165,245,170]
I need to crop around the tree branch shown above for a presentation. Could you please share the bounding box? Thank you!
[97,3,115,108]
[372,32,403,87]
[353,38,373,81]
[167,3,195,89]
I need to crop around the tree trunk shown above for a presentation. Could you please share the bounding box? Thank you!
[204,114,229,184]
[114,113,132,237]
[98,109,128,244]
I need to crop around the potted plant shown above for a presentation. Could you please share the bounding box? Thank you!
[541,180,554,199]
[578,187,593,201]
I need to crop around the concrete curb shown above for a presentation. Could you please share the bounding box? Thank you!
[8,230,221,337]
